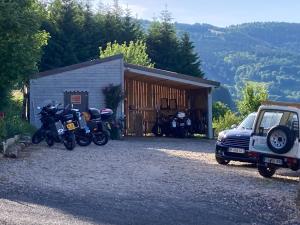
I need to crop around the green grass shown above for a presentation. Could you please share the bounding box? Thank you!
[0,90,36,142]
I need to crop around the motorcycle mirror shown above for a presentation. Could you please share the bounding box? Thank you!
[37,106,41,110]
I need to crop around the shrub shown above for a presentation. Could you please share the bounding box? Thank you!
[5,114,36,138]
[213,111,241,135]
[0,91,36,140]
[0,119,7,142]
[213,101,231,120]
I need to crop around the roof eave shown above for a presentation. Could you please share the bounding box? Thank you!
[125,63,220,88]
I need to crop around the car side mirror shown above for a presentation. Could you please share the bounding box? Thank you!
[231,124,237,129]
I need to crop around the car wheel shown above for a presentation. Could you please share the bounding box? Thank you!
[267,125,294,154]
[215,155,230,165]
[258,165,276,178]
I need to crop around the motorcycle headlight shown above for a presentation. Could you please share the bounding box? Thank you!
[186,119,192,126]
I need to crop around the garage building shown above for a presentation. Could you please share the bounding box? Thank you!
[30,54,220,138]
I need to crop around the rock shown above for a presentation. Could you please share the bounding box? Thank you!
[4,144,22,158]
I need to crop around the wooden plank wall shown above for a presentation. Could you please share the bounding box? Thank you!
[125,78,188,134]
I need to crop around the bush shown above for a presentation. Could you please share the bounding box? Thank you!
[5,114,36,138]
[0,119,7,142]
[0,91,36,141]
[213,111,241,135]
[213,101,231,120]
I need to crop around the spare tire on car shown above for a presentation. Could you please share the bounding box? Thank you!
[267,125,295,154]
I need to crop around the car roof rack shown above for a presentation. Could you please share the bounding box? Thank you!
[262,100,300,109]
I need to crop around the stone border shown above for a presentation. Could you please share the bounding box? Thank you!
[1,135,30,158]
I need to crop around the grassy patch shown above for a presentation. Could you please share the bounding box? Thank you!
[0,90,36,142]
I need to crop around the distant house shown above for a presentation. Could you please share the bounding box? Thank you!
[30,54,220,138]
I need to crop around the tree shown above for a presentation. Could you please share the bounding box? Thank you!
[146,9,204,77]
[100,41,154,67]
[77,2,104,61]
[40,0,85,71]
[146,8,179,71]
[213,111,241,135]
[213,101,231,120]
[0,0,48,109]
[121,8,144,43]
[176,33,204,77]
[237,82,268,117]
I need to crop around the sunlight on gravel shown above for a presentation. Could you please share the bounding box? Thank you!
[0,137,299,225]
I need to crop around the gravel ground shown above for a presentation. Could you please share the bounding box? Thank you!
[0,137,299,225]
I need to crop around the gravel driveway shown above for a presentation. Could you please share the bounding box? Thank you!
[0,137,299,225]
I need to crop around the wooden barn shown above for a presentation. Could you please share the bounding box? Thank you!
[30,54,220,138]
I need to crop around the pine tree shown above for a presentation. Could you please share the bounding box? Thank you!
[146,8,179,71]
[40,0,84,71]
[176,32,204,77]
[77,2,103,61]
[121,8,144,43]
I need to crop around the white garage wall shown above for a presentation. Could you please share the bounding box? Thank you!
[30,57,123,127]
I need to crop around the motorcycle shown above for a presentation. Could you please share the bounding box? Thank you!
[32,103,77,150]
[170,111,193,138]
[32,103,58,144]
[76,108,110,146]
[152,110,173,137]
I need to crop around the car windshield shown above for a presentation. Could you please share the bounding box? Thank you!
[237,113,256,130]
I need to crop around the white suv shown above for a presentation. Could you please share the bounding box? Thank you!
[250,101,300,178]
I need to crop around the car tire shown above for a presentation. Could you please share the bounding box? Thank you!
[267,125,295,154]
[215,155,230,165]
[258,165,276,178]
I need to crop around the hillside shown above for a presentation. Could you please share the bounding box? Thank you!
[175,22,300,103]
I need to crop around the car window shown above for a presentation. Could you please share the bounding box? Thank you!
[238,113,256,130]
[259,111,283,134]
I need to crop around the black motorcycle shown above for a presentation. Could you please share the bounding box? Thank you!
[32,104,77,150]
[75,108,110,146]
[32,103,57,144]
[170,111,193,138]
[152,110,173,137]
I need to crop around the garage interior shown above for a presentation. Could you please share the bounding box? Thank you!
[124,64,215,137]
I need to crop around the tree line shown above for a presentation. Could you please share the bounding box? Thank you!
[0,0,204,110]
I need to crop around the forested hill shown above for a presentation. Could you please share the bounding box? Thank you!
[175,22,300,103]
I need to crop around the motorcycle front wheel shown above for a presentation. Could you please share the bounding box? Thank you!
[32,129,45,144]
[93,132,109,146]
[63,133,76,150]
[76,133,92,146]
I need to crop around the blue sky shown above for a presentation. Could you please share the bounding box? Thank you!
[98,0,300,27]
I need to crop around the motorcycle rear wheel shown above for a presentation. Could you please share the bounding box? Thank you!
[46,136,54,147]
[76,133,92,146]
[63,133,76,150]
[93,132,109,146]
